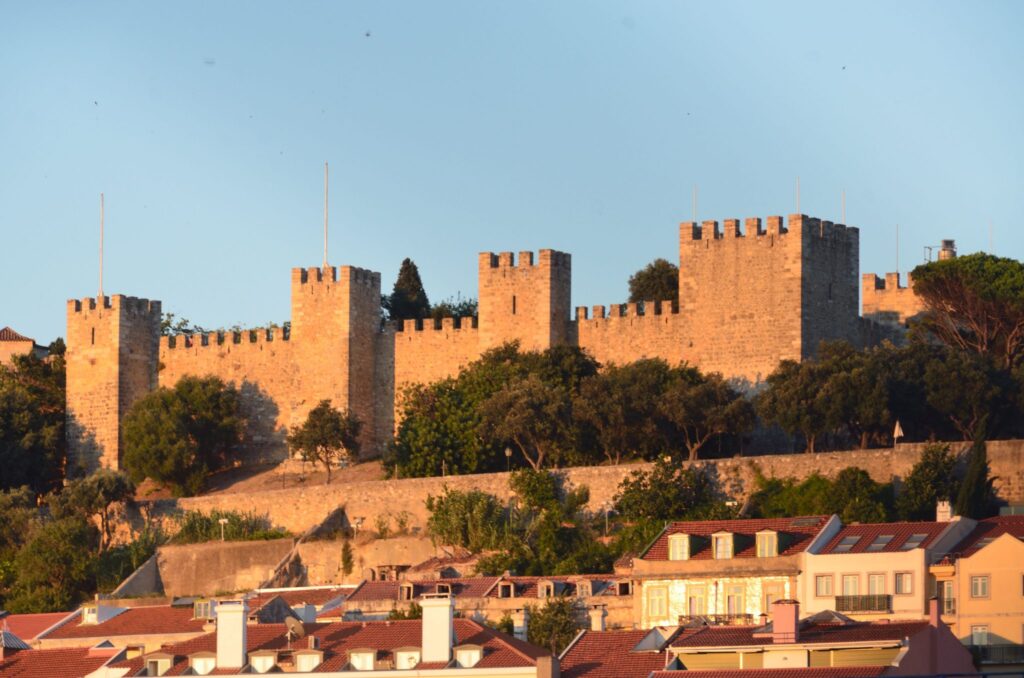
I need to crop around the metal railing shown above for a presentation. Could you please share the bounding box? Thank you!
[971,644,1024,665]
[678,613,754,626]
[834,594,892,613]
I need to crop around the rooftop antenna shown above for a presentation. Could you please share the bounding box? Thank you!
[795,176,800,214]
[323,162,329,270]
[99,193,105,299]
[285,615,305,650]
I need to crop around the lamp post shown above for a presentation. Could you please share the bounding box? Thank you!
[505,447,512,473]
[218,517,229,542]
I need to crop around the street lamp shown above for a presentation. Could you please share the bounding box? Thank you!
[218,517,229,542]
[505,447,513,473]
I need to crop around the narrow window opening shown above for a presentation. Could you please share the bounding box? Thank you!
[91,327,96,345]
[512,295,517,315]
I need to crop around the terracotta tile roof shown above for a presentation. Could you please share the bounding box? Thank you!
[0,646,115,678]
[246,587,348,610]
[948,515,1024,558]
[486,575,618,599]
[560,629,669,678]
[345,577,502,603]
[42,605,208,640]
[670,620,930,647]
[0,327,32,342]
[642,516,830,561]
[651,668,886,678]
[0,612,73,641]
[114,618,549,675]
[818,521,950,554]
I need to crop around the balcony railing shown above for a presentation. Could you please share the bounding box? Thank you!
[971,644,1024,665]
[678,613,755,626]
[834,594,892,613]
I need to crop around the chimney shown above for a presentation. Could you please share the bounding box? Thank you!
[929,597,940,627]
[512,609,530,641]
[588,607,606,632]
[216,600,249,669]
[536,655,561,678]
[420,595,454,664]
[936,500,953,522]
[771,600,799,644]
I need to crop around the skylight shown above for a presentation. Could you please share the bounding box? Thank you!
[973,537,995,549]
[833,535,861,553]
[790,517,821,528]
[900,533,929,550]
[866,535,894,551]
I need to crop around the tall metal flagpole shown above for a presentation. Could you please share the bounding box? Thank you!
[323,162,329,270]
[796,177,800,214]
[99,193,105,299]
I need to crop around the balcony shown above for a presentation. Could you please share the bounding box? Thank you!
[678,613,755,626]
[941,597,956,615]
[834,594,892,613]
[970,644,1024,665]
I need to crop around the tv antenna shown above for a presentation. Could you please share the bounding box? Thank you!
[323,162,329,269]
[99,193,105,299]
[285,615,306,649]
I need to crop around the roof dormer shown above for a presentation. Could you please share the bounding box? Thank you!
[394,646,422,670]
[712,532,734,559]
[187,651,216,676]
[399,582,415,601]
[249,649,278,674]
[454,644,484,668]
[348,648,377,671]
[145,653,173,677]
[756,530,779,558]
[668,533,690,561]
[537,580,557,598]
[295,648,324,672]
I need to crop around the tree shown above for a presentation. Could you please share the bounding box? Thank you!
[340,538,354,578]
[160,312,207,336]
[0,351,66,495]
[287,400,361,483]
[388,602,423,620]
[122,376,243,497]
[896,444,959,521]
[386,258,431,320]
[425,488,506,553]
[430,295,478,321]
[526,598,583,654]
[911,252,1024,369]
[922,349,1011,441]
[628,258,679,304]
[0,487,37,606]
[748,467,891,523]
[6,517,99,613]
[660,370,754,460]
[614,459,731,524]
[830,467,891,523]
[480,374,573,470]
[756,359,830,453]
[955,435,996,519]
[49,469,135,551]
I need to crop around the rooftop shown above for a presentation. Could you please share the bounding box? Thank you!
[560,629,670,678]
[0,646,118,678]
[0,326,32,342]
[817,521,950,555]
[946,515,1024,558]
[641,516,831,561]
[41,605,208,640]
[649,668,886,678]
[0,611,72,641]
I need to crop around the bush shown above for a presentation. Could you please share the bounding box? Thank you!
[170,510,288,544]
[426,488,506,552]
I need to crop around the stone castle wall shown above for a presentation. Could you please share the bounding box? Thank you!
[862,272,925,327]
[67,212,915,467]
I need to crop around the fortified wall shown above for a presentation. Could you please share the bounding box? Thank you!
[66,212,919,470]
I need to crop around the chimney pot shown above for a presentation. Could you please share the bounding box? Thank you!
[588,607,606,632]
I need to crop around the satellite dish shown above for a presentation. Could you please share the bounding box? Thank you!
[286,616,306,639]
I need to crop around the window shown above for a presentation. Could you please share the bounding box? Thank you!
[726,585,745,615]
[833,535,861,553]
[250,654,277,674]
[942,581,955,615]
[91,327,95,345]
[538,581,554,599]
[763,585,783,612]
[297,651,324,672]
[576,580,592,598]
[842,575,860,596]
[146,659,171,677]
[900,533,929,550]
[971,625,990,646]
[349,651,375,671]
[713,534,733,559]
[866,535,894,552]
[895,572,912,595]
[512,295,517,315]
[971,576,990,598]
[687,586,706,616]
[498,582,515,599]
[647,586,668,619]
[868,574,886,595]
[757,532,778,558]
[616,581,632,596]
[193,600,214,620]
[455,646,483,668]
[668,534,690,561]
[400,583,414,601]
[435,583,451,595]
[815,575,833,597]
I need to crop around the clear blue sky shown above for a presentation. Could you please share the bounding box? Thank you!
[2,1,1022,343]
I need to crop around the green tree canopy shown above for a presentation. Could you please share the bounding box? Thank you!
[0,351,66,495]
[425,488,506,553]
[480,374,573,470]
[287,400,361,483]
[911,252,1024,369]
[628,258,679,304]
[660,370,754,460]
[955,436,996,519]
[430,295,478,321]
[895,444,959,521]
[386,258,431,320]
[122,376,243,497]
[526,597,583,654]
[49,469,135,551]
[5,517,99,613]
[748,466,891,523]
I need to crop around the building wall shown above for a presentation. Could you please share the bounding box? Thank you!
[946,535,1024,646]
[573,303,692,368]
[637,574,794,628]
[862,272,925,327]
[799,550,930,620]
[0,339,36,366]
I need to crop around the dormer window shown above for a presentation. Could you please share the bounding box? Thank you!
[295,649,324,672]
[435,583,452,596]
[616,580,632,596]
[538,581,554,599]
[668,534,690,561]
[188,653,216,675]
[193,599,215,620]
[82,606,98,625]
[349,649,376,671]
[576,580,593,598]
[756,531,778,558]
[394,648,421,670]
[249,651,278,674]
[145,655,172,677]
[713,533,734,559]
[455,644,483,668]
[399,583,415,601]
[498,582,515,599]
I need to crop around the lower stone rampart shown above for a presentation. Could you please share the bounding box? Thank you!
[143,440,1024,539]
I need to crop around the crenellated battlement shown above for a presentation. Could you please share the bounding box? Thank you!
[392,316,480,333]
[574,299,678,321]
[862,271,915,292]
[681,214,857,243]
[478,249,571,269]
[67,295,161,316]
[160,326,289,351]
[291,265,380,288]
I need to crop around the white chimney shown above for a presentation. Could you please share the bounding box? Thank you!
[588,607,606,632]
[936,501,953,522]
[512,609,530,641]
[216,600,249,669]
[420,595,454,664]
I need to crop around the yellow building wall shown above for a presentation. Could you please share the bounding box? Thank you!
[950,535,1024,646]
[639,575,792,628]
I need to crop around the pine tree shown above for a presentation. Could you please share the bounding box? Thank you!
[386,258,431,320]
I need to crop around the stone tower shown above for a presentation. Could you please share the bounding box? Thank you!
[477,249,572,352]
[66,295,161,471]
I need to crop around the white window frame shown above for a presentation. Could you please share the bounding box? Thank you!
[647,586,668,619]
[894,572,913,595]
[868,573,886,596]
[971,625,989,646]
[842,574,860,596]
[756,532,778,558]
[668,534,690,561]
[971,575,990,599]
[713,533,734,560]
[815,574,833,597]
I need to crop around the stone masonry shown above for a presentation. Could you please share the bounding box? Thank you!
[66,212,918,469]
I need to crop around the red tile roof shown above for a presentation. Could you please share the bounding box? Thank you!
[651,668,886,678]
[0,646,115,678]
[818,521,950,554]
[246,587,348,610]
[486,575,619,599]
[0,327,32,342]
[0,612,72,641]
[560,629,670,678]
[670,620,930,648]
[114,618,549,675]
[949,515,1024,558]
[642,516,830,561]
[345,577,502,604]
[42,605,208,640]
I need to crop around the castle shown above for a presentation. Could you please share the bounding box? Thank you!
[65,213,931,471]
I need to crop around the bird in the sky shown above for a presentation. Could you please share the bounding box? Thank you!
[365,31,371,37]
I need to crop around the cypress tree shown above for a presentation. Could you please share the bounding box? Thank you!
[955,426,995,518]
[387,258,431,320]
